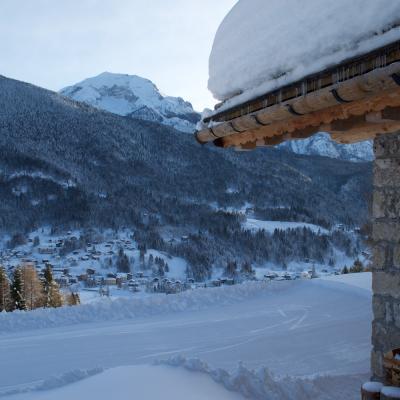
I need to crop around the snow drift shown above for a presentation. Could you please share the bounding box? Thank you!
[0,368,104,398]
[0,281,289,334]
[208,0,400,108]
[159,356,368,400]
[2,365,245,400]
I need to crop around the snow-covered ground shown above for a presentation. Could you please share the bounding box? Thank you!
[0,274,371,399]
[320,272,371,291]
[5,365,244,400]
[243,218,328,235]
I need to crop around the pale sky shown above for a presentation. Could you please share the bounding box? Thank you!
[0,0,237,111]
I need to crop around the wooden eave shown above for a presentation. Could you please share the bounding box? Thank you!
[196,40,400,150]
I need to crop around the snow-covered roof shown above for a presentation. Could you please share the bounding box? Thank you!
[208,0,400,110]
[196,0,400,149]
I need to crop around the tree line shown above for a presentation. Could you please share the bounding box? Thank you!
[0,264,79,312]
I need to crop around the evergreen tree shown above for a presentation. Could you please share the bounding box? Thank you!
[224,260,238,278]
[148,254,154,269]
[22,265,44,310]
[139,245,146,268]
[74,292,81,305]
[11,267,26,311]
[0,266,12,312]
[157,263,165,277]
[116,249,130,273]
[42,265,63,308]
[8,233,26,249]
[33,236,40,247]
[65,292,80,306]
[350,259,364,273]
[342,265,349,274]
[240,261,255,277]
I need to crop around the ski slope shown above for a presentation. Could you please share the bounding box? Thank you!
[0,275,372,399]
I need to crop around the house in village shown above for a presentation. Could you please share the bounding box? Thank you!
[38,247,56,255]
[196,0,400,393]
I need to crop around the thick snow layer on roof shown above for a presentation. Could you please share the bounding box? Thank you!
[208,0,400,110]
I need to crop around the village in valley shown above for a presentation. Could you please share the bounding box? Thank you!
[0,218,368,309]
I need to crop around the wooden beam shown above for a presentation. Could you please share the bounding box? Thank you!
[330,121,400,144]
[215,89,400,148]
[381,106,400,121]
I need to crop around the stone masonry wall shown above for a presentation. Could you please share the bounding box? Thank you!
[372,132,400,380]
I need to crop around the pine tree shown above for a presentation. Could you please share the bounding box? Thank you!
[157,263,165,277]
[241,261,254,277]
[43,265,63,308]
[11,267,26,311]
[22,265,44,310]
[350,258,364,273]
[33,236,40,247]
[342,265,349,274]
[139,245,146,268]
[224,260,238,278]
[65,292,80,306]
[117,249,130,273]
[73,292,81,305]
[0,266,12,312]
[148,254,154,269]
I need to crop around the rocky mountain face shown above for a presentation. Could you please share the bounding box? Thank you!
[60,72,200,133]
[279,133,374,162]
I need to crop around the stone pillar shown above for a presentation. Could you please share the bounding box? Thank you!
[372,132,400,380]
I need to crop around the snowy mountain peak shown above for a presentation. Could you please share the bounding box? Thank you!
[279,133,374,162]
[61,73,372,161]
[60,72,200,133]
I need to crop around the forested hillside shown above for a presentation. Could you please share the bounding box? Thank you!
[0,75,372,278]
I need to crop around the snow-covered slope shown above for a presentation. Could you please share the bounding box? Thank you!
[60,72,200,133]
[0,277,371,400]
[209,0,400,107]
[279,134,374,162]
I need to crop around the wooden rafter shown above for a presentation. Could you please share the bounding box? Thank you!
[196,40,400,150]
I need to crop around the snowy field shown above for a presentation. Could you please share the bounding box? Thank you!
[320,271,372,291]
[0,274,372,399]
[243,218,328,235]
[5,365,244,400]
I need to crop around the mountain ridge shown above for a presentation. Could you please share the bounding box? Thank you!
[61,72,373,161]
[60,72,200,133]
